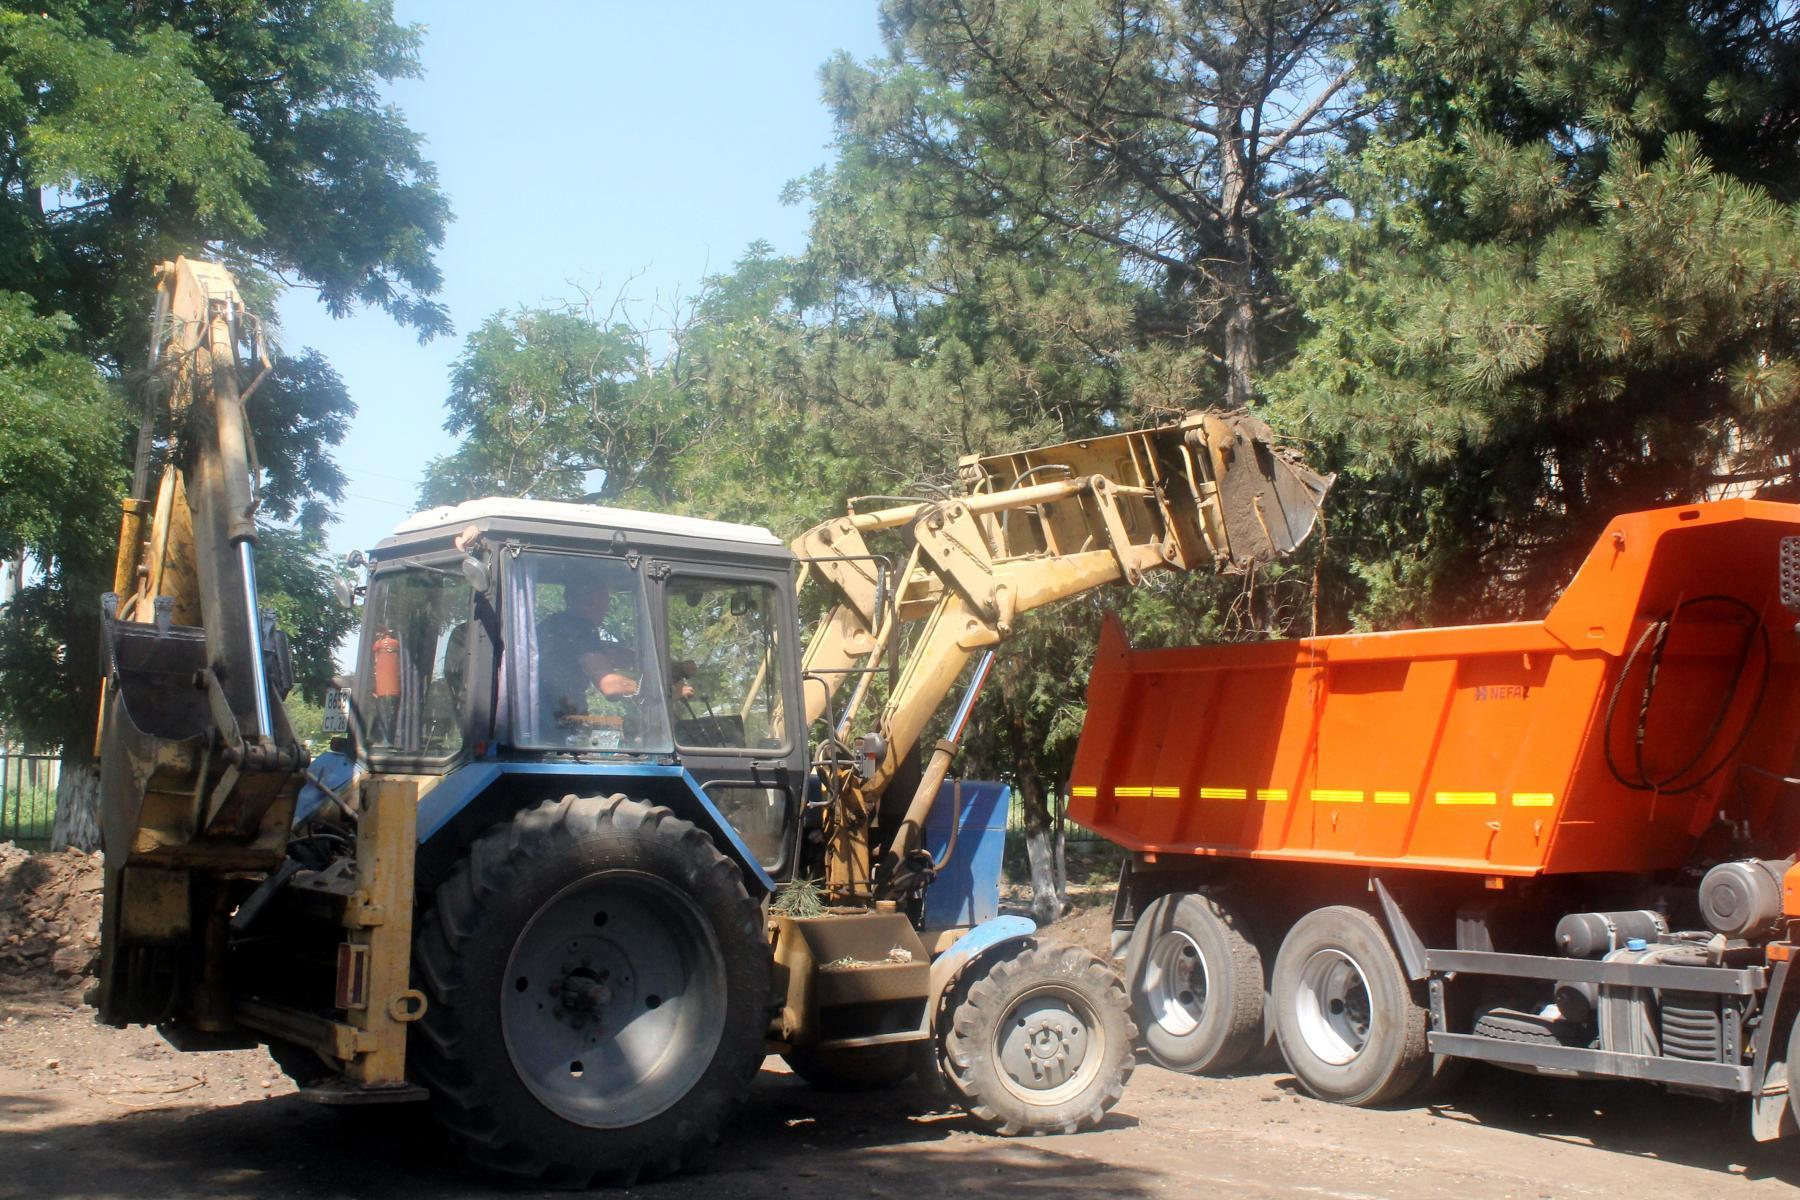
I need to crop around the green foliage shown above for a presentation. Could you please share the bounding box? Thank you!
[0,290,123,747]
[0,292,123,566]
[421,301,710,508]
[256,526,358,704]
[0,1,451,352]
[0,1,446,756]
[819,0,1374,403]
[1274,0,1800,625]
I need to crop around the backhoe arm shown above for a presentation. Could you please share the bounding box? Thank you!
[96,258,305,1027]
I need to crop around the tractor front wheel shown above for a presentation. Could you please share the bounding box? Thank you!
[941,940,1134,1135]
[411,795,767,1185]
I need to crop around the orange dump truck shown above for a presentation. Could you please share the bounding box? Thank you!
[1070,499,1800,1133]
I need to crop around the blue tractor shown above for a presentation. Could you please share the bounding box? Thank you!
[95,258,1327,1185]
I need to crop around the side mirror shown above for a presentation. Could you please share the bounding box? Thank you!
[332,576,358,609]
[461,554,491,594]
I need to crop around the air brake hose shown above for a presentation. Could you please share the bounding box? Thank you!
[1602,594,1770,794]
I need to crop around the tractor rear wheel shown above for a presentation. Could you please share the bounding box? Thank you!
[1125,892,1266,1074]
[1270,905,1429,1106]
[411,795,767,1185]
[941,940,1134,1135]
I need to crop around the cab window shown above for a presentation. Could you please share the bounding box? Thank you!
[508,551,672,753]
[663,578,786,750]
[358,566,472,760]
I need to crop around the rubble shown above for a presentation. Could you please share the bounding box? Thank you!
[0,842,103,989]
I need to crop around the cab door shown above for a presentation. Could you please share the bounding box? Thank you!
[653,565,806,879]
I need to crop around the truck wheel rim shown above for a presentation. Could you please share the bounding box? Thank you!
[1295,948,1371,1066]
[501,870,725,1128]
[994,983,1104,1105]
[1144,930,1209,1037]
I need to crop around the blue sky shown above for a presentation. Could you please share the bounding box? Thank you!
[274,1,885,563]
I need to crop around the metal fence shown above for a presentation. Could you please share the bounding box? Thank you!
[1004,792,1106,844]
[1,743,58,850]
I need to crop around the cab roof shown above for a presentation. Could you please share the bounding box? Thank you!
[392,497,784,547]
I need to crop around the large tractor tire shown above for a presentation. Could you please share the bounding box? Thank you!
[1125,892,1265,1074]
[941,940,1135,1135]
[411,795,768,1186]
[1270,905,1429,1107]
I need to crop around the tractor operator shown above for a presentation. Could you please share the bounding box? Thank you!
[537,575,642,719]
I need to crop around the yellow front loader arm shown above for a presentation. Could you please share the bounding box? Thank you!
[793,410,1332,899]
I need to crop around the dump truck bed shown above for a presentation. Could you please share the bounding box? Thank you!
[1069,500,1800,876]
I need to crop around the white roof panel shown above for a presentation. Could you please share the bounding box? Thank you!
[392,497,785,547]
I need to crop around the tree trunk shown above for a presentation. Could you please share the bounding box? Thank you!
[1025,829,1062,926]
[1016,767,1066,925]
[52,755,101,852]
[1217,113,1260,409]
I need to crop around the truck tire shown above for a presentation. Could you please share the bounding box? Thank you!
[411,794,767,1186]
[1271,905,1429,1107]
[1124,892,1265,1074]
[941,940,1135,1135]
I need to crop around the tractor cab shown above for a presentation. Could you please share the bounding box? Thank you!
[332,498,808,879]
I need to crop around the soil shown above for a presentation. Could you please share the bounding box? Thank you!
[2,853,1797,1199]
[0,844,103,990]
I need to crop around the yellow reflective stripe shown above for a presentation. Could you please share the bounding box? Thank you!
[1153,786,1182,798]
[1511,792,1555,808]
[1113,786,1153,798]
[1373,791,1411,805]
[1071,785,1098,798]
[1199,787,1247,800]
[1311,789,1364,804]
[1435,791,1498,806]
[1257,789,1288,803]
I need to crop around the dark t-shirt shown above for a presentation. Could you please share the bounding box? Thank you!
[536,610,635,717]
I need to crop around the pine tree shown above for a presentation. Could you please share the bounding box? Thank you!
[1276,0,1800,625]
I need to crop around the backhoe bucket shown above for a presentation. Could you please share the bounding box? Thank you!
[96,618,296,1027]
[100,623,211,855]
[96,621,211,1027]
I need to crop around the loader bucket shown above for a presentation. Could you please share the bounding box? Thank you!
[961,408,1333,574]
[1187,411,1333,568]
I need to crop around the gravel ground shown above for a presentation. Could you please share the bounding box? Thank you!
[3,891,1798,1199]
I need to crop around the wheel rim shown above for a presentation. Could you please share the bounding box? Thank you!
[1142,930,1209,1037]
[501,869,725,1128]
[1294,948,1372,1066]
[994,983,1106,1106]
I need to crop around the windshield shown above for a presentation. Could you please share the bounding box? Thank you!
[507,551,672,753]
[357,565,472,760]
[663,577,787,750]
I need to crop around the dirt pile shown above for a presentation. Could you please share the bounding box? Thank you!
[0,842,103,988]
